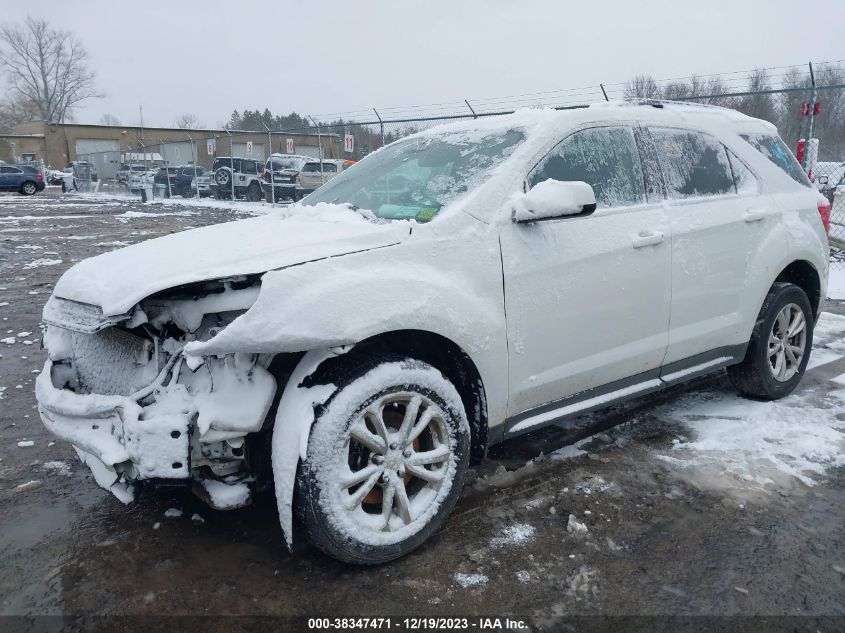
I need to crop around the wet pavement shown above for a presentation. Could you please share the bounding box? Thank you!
[1,189,844,625]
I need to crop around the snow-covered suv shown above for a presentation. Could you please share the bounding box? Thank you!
[36,102,829,564]
[209,157,264,201]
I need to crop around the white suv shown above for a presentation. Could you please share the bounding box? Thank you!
[36,102,829,564]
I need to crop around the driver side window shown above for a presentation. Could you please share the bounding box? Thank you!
[529,126,646,209]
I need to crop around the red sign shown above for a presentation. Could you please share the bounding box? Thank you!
[801,103,809,116]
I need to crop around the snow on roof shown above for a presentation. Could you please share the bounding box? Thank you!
[411,101,774,142]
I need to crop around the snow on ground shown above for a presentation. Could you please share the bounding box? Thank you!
[828,265,845,300]
[489,523,536,548]
[453,572,489,589]
[22,259,62,270]
[654,313,845,499]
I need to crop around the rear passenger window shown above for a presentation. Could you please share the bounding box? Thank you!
[529,126,645,209]
[650,128,734,199]
[726,150,757,195]
[740,133,812,188]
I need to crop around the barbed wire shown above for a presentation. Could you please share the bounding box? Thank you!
[309,59,845,124]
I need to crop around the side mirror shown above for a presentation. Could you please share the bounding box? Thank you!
[817,175,829,186]
[511,179,597,223]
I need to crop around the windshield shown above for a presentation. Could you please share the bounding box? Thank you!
[303,128,524,222]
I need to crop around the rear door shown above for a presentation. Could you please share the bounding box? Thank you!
[648,126,776,366]
[500,125,672,420]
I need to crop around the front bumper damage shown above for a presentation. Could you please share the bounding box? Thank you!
[36,335,276,508]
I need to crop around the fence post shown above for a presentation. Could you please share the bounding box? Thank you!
[263,123,275,207]
[803,62,818,173]
[464,99,478,119]
[185,131,199,200]
[308,115,324,186]
[373,108,385,147]
[158,138,172,198]
[225,129,234,200]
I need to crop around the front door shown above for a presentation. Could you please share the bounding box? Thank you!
[500,125,672,421]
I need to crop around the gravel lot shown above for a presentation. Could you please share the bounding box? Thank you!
[1,189,844,627]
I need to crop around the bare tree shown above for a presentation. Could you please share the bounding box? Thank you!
[0,93,40,132]
[624,74,661,100]
[174,113,202,129]
[0,16,100,124]
[99,113,121,126]
[735,68,776,123]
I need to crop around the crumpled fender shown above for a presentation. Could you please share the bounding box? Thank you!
[182,248,503,361]
[271,349,341,547]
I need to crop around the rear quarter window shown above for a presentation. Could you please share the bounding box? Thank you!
[740,133,811,188]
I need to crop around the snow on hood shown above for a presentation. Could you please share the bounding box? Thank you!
[52,203,407,316]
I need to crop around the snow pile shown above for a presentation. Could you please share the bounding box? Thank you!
[567,514,589,535]
[42,461,71,476]
[454,572,488,589]
[489,523,536,548]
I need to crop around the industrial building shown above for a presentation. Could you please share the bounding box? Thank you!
[0,121,340,179]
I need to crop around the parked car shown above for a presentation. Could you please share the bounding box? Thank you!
[260,154,313,202]
[154,165,206,197]
[65,161,98,182]
[815,161,845,206]
[127,168,158,194]
[0,164,45,195]
[191,171,214,198]
[297,160,345,197]
[36,102,829,564]
[208,157,264,201]
[116,164,150,184]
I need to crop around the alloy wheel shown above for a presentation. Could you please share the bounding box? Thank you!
[338,392,452,533]
[768,303,806,382]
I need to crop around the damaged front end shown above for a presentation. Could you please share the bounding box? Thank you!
[36,276,276,509]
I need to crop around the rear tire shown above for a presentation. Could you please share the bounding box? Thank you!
[20,182,37,196]
[727,282,813,400]
[295,355,470,564]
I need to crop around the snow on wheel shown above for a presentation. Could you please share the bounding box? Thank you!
[295,356,470,564]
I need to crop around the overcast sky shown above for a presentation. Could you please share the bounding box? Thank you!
[4,0,845,127]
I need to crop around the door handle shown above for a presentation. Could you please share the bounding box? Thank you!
[743,208,769,223]
[632,230,665,249]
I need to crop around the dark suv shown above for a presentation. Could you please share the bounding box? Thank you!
[209,157,264,201]
[260,154,312,202]
[0,164,45,195]
[154,165,206,197]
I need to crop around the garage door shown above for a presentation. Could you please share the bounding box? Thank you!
[232,143,265,161]
[75,139,120,179]
[161,142,195,166]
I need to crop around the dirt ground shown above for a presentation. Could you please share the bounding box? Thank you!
[1,189,844,630]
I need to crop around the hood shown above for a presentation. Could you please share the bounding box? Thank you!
[52,206,407,316]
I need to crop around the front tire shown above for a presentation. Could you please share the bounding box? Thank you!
[728,282,813,400]
[295,355,470,564]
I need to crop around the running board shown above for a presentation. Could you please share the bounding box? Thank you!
[496,346,745,443]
